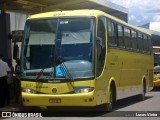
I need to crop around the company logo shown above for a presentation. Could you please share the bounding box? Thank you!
[2,112,11,117]
[52,88,57,93]
[1,112,42,117]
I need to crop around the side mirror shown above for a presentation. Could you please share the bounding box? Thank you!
[13,43,19,60]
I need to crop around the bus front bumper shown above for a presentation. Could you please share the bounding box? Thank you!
[21,92,96,107]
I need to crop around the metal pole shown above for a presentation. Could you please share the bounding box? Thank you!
[1,2,6,13]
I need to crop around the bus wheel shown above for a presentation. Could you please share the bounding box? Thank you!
[140,81,146,101]
[107,87,114,111]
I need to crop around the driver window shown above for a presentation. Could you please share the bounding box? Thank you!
[96,16,106,77]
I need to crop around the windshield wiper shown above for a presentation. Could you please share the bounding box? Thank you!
[56,56,75,93]
[57,56,74,82]
[36,46,55,81]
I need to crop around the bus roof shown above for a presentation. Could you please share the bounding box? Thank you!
[28,9,150,35]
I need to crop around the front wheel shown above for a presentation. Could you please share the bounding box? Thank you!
[102,87,114,111]
[107,87,114,111]
[140,82,146,101]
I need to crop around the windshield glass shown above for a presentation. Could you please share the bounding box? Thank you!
[154,54,160,74]
[154,54,160,66]
[21,17,95,80]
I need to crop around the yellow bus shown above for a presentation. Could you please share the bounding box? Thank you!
[153,46,160,88]
[20,9,153,111]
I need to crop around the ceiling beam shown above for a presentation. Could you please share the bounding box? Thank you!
[43,0,86,12]
[14,0,46,7]
[0,2,6,13]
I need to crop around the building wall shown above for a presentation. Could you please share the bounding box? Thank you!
[140,22,160,32]
[139,22,160,46]
[150,22,160,32]
[9,12,29,31]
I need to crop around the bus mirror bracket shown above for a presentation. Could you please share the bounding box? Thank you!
[96,37,102,46]
[13,42,19,60]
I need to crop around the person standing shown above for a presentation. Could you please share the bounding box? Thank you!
[7,59,14,105]
[0,53,10,107]
[14,58,21,103]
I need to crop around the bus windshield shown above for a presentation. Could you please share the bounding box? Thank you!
[154,54,160,66]
[154,54,160,75]
[21,17,95,80]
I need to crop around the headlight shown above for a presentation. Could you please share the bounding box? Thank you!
[22,88,37,94]
[75,88,94,94]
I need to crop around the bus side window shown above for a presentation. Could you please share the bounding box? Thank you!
[148,36,152,53]
[124,27,131,49]
[131,30,138,50]
[107,20,117,47]
[138,33,144,52]
[97,16,106,77]
[117,24,124,48]
[143,34,148,52]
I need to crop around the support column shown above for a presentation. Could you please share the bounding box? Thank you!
[0,12,11,60]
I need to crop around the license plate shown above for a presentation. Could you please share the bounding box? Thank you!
[49,98,61,103]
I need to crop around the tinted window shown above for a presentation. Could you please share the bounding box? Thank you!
[131,30,137,50]
[124,27,131,48]
[117,25,124,47]
[108,21,117,47]
[138,33,143,51]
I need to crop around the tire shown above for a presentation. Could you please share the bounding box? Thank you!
[102,87,114,111]
[107,87,114,111]
[100,83,116,112]
[140,82,146,101]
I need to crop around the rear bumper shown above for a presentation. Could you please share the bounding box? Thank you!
[22,91,96,107]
